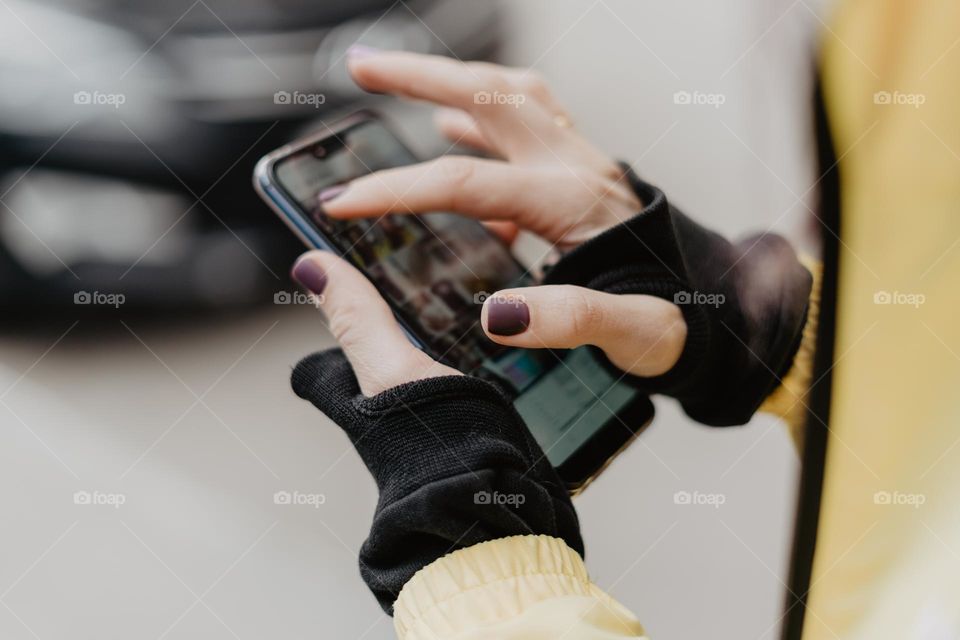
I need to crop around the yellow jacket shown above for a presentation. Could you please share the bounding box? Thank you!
[390,2,960,638]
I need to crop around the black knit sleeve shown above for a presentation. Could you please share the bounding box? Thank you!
[544,165,812,426]
[291,349,582,614]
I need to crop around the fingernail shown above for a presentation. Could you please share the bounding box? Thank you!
[347,44,381,60]
[486,296,530,336]
[291,258,328,295]
[319,185,347,203]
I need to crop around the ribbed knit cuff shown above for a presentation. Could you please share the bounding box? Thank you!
[544,164,812,426]
[292,349,583,612]
[543,164,713,397]
[292,351,547,504]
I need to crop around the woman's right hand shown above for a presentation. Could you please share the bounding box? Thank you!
[325,48,641,251]
[321,48,687,378]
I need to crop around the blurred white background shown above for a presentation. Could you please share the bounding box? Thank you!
[1,0,829,638]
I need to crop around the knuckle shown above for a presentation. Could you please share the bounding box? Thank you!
[516,71,550,99]
[572,167,605,196]
[326,299,363,345]
[521,69,547,88]
[480,67,511,93]
[469,71,517,110]
[465,67,503,98]
[568,290,605,339]
[432,156,476,192]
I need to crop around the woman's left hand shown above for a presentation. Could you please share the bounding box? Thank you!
[291,250,460,396]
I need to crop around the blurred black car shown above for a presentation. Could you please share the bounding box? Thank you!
[0,0,500,317]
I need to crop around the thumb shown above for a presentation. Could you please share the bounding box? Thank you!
[291,251,458,396]
[481,285,687,378]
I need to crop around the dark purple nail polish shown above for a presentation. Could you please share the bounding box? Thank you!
[347,44,381,60]
[319,185,347,203]
[291,259,328,295]
[487,296,530,336]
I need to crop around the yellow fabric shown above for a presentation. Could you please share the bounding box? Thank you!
[804,1,960,638]
[394,535,647,639]
[759,256,822,450]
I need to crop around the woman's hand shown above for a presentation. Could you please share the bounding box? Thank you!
[326,48,640,250]
[289,251,584,612]
[320,48,686,378]
[291,250,459,395]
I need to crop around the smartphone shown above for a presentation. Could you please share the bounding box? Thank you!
[254,111,653,492]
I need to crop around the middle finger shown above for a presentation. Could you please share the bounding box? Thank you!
[346,49,567,160]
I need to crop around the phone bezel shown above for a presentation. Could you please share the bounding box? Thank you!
[253,110,655,492]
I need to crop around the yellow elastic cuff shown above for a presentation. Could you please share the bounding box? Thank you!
[759,255,822,451]
[393,535,639,639]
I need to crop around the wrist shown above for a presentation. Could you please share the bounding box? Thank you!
[582,175,645,241]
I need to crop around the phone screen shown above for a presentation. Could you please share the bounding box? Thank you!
[271,118,641,468]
